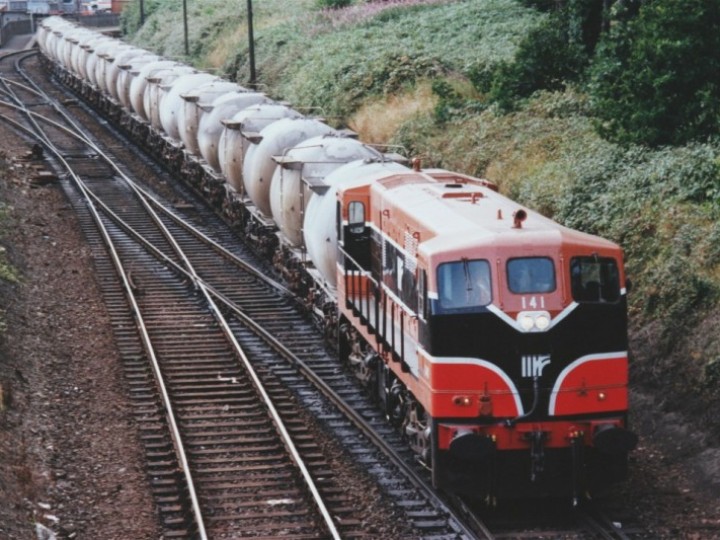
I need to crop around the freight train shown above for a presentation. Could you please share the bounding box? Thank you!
[35,16,638,504]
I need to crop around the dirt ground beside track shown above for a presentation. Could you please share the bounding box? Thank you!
[0,139,160,539]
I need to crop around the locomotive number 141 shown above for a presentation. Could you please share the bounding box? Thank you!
[520,296,545,310]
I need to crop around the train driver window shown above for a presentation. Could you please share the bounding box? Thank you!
[437,259,492,313]
[570,256,621,303]
[507,257,556,294]
[348,201,365,234]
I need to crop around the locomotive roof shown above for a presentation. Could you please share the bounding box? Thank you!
[371,171,620,255]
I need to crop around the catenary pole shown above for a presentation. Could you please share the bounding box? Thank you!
[183,0,189,56]
[247,0,256,88]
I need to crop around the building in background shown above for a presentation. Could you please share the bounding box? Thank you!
[0,1,29,11]
[110,0,128,14]
[81,1,109,13]
[2,1,78,14]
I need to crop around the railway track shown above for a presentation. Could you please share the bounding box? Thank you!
[1,50,481,538]
[473,499,646,539]
[2,48,343,539]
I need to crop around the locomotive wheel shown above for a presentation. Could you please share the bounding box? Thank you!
[338,315,352,366]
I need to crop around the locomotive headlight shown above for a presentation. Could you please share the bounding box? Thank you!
[535,314,550,330]
[519,315,535,331]
[516,311,552,332]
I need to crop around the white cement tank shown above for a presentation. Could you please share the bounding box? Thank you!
[59,27,94,70]
[303,160,409,287]
[96,43,136,95]
[104,47,147,102]
[269,135,382,247]
[197,91,268,173]
[129,60,177,121]
[36,17,67,55]
[242,118,335,217]
[158,72,217,142]
[77,36,110,80]
[218,104,303,193]
[177,81,239,156]
[45,20,76,62]
[116,54,161,113]
[87,39,119,88]
[143,65,196,132]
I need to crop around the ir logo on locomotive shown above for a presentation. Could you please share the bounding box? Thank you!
[521,354,551,378]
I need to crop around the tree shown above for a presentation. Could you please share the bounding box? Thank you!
[589,0,720,146]
[477,1,610,111]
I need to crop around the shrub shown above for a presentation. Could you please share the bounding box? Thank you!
[316,0,353,8]
[429,78,486,124]
[589,0,720,146]
[120,0,170,35]
[484,12,588,111]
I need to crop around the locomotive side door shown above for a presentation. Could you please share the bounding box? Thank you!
[340,198,371,271]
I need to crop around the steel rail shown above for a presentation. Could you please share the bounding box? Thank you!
[13,52,295,300]
[0,91,211,540]
[0,89,342,539]
[96,115,343,540]
[0,72,49,99]
[575,506,633,540]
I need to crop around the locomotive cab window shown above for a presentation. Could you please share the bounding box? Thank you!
[348,201,365,234]
[507,257,556,294]
[436,259,491,313]
[571,256,621,303]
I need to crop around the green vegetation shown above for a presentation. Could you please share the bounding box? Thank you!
[316,0,353,8]
[124,0,720,426]
[0,156,19,288]
[271,0,537,119]
[122,0,315,63]
[0,244,18,284]
[1,201,19,343]
[588,0,720,146]
[478,9,588,111]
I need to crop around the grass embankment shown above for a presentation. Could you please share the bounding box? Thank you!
[123,0,720,434]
